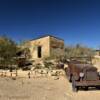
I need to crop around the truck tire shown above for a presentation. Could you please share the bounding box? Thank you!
[72,76,78,92]
[68,75,72,82]
[84,87,88,91]
[96,86,100,89]
[67,68,72,82]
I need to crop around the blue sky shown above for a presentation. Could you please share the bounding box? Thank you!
[0,0,100,48]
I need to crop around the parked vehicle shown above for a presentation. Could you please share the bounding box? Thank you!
[65,59,100,92]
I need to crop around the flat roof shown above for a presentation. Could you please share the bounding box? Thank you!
[30,34,64,41]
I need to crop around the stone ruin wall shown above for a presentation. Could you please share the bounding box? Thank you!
[24,36,64,60]
[50,37,64,58]
[29,36,50,59]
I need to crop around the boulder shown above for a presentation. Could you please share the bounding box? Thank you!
[48,72,52,76]
[50,70,57,76]
[53,76,59,80]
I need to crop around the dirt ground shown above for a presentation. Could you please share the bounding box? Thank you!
[0,76,100,100]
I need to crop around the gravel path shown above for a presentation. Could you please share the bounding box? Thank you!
[0,76,100,100]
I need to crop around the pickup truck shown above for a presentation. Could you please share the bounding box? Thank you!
[65,59,100,92]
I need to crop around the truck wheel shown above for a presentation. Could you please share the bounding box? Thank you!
[68,75,72,82]
[96,86,100,89]
[67,68,72,82]
[72,76,78,92]
[84,87,88,91]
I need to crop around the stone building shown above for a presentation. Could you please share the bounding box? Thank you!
[23,35,64,59]
[92,50,100,71]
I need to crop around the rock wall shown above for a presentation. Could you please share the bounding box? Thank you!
[50,36,64,58]
[24,36,64,59]
[29,36,50,59]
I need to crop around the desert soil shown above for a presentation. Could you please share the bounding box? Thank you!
[0,76,100,100]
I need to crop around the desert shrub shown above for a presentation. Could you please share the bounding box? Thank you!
[35,63,43,69]
[56,63,64,69]
[64,44,94,59]
[43,61,55,69]
[44,56,56,61]
[0,36,19,70]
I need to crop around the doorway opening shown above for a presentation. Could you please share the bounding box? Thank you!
[37,46,42,58]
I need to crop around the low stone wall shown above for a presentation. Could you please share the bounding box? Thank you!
[0,69,65,79]
[0,70,18,78]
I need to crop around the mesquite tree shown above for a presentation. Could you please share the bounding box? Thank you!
[0,36,18,70]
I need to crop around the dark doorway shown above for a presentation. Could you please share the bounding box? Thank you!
[37,46,42,58]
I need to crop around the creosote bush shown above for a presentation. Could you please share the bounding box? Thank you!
[64,44,94,59]
[43,61,54,69]
[0,36,19,70]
